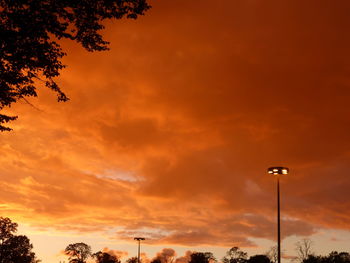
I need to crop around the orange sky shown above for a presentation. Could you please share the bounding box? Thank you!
[1,0,350,262]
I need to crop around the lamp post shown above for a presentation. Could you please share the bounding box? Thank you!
[267,166,289,263]
[134,237,145,263]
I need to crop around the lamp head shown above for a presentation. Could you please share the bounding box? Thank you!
[134,237,145,241]
[267,167,289,175]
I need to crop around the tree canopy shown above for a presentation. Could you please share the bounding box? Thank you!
[0,0,150,131]
[93,251,121,263]
[222,247,248,263]
[189,252,216,263]
[247,255,272,263]
[303,252,350,263]
[0,217,39,263]
[65,242,92,263]
[0,216,17,241]
[126,256,139,263]
[151,258,163,263]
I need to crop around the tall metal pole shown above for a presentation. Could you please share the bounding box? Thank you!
[268,167,289,263]
[134,237,145,263]
[137,239,141,263]
[277,176,281,263]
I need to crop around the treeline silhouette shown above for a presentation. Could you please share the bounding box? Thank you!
[1,217,349,263]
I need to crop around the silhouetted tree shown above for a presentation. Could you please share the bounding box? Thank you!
[0,216,17,240]
[189,252,216,263]
[302,255,322,263]
[0,217,39,263]
[295,239,313,262]
[153,248,176,263]
[151,258,162,263]
[126,257,139,263]
[248,255,272,263]
[266,246,277,263]
[302,252,350,263]
[222,247,248,263]
[93,251,121,263]
[327,252,350,263]
[0,0,150,131]
[65,242,92,263]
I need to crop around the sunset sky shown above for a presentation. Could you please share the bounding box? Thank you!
[1,0,350,262]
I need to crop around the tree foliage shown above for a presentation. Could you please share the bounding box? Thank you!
[265,246,277,263]
[0,217,39,263]
[222,247,248,263]
[126,257,139,263]
[0,216,17,241]
[93,251,121,263]
[247,255,271,263]
[0,0,150,131]
[151,258,163,263]
[189,252,216,263]
[302,252,350,263]
[65,242,92,263]
[152,248,176,263]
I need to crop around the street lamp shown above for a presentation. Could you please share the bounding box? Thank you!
[267,167,289,263]
[134,237,145,263]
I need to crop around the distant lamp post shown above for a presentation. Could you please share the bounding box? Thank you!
[134,237,145,263]
[267,167,289,263]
